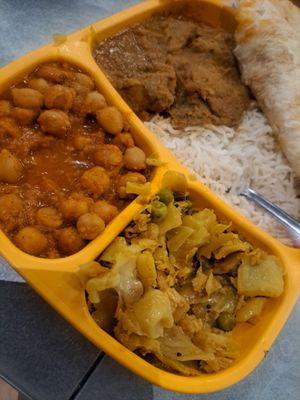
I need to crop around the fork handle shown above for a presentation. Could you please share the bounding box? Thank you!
[241,188,300,238]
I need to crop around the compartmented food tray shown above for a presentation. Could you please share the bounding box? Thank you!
[0,0,299,394]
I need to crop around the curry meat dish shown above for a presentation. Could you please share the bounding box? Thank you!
[93,14,251,128]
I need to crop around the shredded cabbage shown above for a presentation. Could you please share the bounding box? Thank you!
[159,326,213,361]
[83,191,284,376]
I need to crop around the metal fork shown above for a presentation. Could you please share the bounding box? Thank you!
[240,188,300,246]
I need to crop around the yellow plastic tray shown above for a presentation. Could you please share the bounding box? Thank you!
[0,0,299,394]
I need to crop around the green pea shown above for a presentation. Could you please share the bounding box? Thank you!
[216,312,236,332]
[184,200,192,210]
[158,188,174,205]
[151,200,168,221]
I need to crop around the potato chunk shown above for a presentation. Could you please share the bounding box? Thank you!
[237,255,284,298]
[133,289,173,339]
[136,251,157,288]
[236,297,267,323]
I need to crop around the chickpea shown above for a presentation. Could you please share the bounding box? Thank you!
[71,95,85,114]
[0,193,23,223]
[58,227,85,255]
[37,65,68,83]
[12,108,39,126]
[36,207,62,228]
[0,149,23,183]
[112,133,135,151]
[123,146,146,170]
[93,144,122,169]
[44,85,75,111]
[96,106,124,135]
[60,194,91,221]
[76,73,94,88]
[77,212,105,240]
[116,172,146,198]
[80,91,107,116]
[14,226,48,256]
[0,100,11,117]
[38,109,71,137]
[73,135,92,151]
[92,200,118,224]
[11,88,44,109]
[81,143,97,155]
[0,117,20,139]
[80,167,110,196]
[69,72,94,95]
[28,78,50,94]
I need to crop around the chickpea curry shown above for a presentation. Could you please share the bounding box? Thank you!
[0,62,151,258]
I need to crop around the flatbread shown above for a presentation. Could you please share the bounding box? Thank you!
[274,0,300,38]
[234,0,300,179]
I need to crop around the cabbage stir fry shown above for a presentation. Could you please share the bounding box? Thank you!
[80,190,284,375]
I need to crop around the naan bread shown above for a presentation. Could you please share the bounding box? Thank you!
[234,0,300,179]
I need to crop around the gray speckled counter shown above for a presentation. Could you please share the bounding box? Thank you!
[0,1,299,398]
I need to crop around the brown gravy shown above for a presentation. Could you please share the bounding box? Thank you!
[93,14,251,128]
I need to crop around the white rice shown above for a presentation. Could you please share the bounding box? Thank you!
[146,108,300,246]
